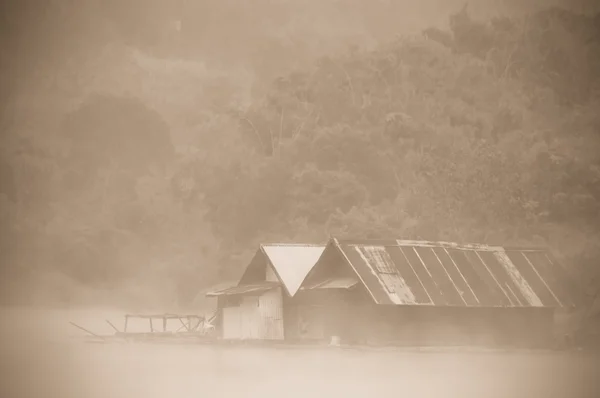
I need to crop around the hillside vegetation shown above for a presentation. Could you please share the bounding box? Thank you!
[0,1,599,309]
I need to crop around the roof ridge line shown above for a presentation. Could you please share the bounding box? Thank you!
[333,238,551,252]
[260,243,325,247]
[333,237,552,252]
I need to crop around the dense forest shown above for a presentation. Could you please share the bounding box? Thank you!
[0,0,599,310]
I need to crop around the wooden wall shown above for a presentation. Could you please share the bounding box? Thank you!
[283,286,554,347]
[283,289,355,342]
[348,304,555,348]
[216,288,285,340]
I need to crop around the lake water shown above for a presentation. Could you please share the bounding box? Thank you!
[1,306,599,398]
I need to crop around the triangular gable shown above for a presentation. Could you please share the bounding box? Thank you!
[298,239,361,292]
[238,250,270,286]
[237,243,325,297]
[261,244,325,297]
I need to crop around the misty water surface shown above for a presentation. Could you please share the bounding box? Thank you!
[1,307,599,398]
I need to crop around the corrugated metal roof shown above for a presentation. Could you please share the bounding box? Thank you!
[205,282,279,297]
[301,276,359,290]
[332,238,578,308]
[260,244,325,297]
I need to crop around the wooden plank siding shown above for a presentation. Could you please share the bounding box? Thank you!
[345,305,555,348]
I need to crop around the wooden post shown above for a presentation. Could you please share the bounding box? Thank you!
[163,316,167,332]
[178,317,190,331]
[69,322,102,338]
[106,320,120,333]
[124,315,129,333]
[149,318,154,332]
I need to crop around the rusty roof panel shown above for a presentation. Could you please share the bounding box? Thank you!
[206,282,279,297]
[354,245,418,304]
[540,251,580,306]
[505,250,568,307]
[432,248,479,306]
[340,244,394,305]
[333,238,577,308]
[466,250,514,306]
[401,246,447,305]
[386,246,432,304]
[478,250,527,306]
[504,250,552,305]
[450,249,499,306]
[496,251,544,306]
[416,247,466,306]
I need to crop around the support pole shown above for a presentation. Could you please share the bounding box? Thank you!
[178,317,190,331]
[69,322,102,338]
[106,320,120,333]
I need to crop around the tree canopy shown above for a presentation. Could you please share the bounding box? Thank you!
[1,2,599,309]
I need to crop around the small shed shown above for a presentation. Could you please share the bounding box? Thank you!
[298,237,582,348]
[206,243,325,341]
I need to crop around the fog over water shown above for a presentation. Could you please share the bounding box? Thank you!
[0,307,598,398]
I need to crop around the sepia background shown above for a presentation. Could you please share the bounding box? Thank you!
[1,0,600,397]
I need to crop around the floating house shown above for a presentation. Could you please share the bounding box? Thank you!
[207,238,580,347]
